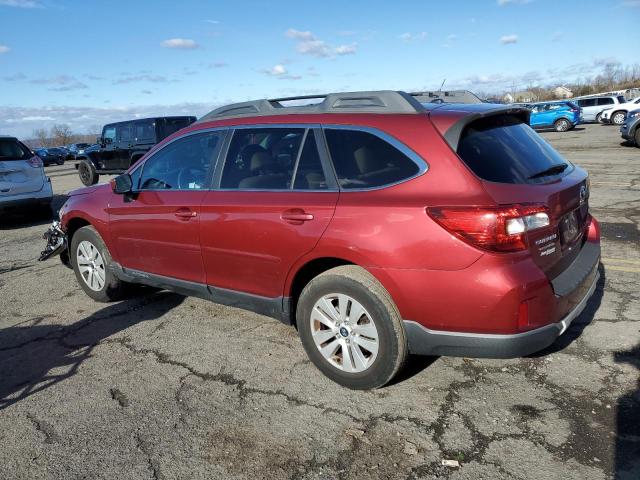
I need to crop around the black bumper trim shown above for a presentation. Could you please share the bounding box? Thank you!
[551,241,600,297]
[404,268,600,358]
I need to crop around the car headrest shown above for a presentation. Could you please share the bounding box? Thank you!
[354,146,386,174]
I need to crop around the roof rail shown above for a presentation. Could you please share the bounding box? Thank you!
[196,90,426,123]
[409,90,484,104]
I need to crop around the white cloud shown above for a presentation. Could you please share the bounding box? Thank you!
[0,0,40,7]
[113,74,174,84]
[551,31,563,42]
[29,75,88,91]
[160,38,199,49]
[335,43,357,55]
[399,32,428,42]
[264,64,288,76]
[497,0,532,5]
[285,28,357,58]
[621,0,640,6]
[500,34,519,44]
[442,34,457,48]
[205,19,220,24]
[0,45,10,54]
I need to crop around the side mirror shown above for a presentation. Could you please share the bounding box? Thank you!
[104,137,113,145]
[110,174,132,194]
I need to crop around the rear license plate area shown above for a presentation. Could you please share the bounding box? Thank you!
[559,210,580,245]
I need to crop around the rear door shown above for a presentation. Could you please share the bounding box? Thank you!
[455,114,590,277]
[0,139,44,197]
[578,98,598,121]
[114,122,134,169]
[108,130,225,283]
[200,126,339,298]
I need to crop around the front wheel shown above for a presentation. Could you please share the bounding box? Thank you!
[78,160,99,186]
[554,118,570,132]
[70,226,128,302]
[611,111,626,126]
[296,266,407,389]
[634,129,640,148]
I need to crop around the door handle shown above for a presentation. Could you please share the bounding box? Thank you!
[174,208,197,220]
[281,209,314,223]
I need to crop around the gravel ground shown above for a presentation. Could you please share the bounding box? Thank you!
[0,123,638,480]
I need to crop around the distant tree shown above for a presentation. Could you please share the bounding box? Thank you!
[33,128,49,147]
[51,124,73,146]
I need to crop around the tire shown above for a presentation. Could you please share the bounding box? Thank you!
[296,265,407,389]
[554,118,570,132]
[78,160,99,186]
[595,113,603,124]
[611,111,626,126]
[634,129,640,148]
[57,159,64,166]
[70,225,127,302]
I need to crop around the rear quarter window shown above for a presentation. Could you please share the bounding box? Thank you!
[324,128,421,189]
[456,115,572,185]
[0,139,32,161]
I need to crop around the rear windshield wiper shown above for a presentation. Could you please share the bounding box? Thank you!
[528,163,568,179]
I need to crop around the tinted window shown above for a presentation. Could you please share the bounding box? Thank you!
[457,115,572,185]
[118,124,132,143]
[597,97,614,106]
[293,133,328,190]
[157,117,196,140]
[617,96,626,103]
[221,128,305,189]
[324,129,420,189]
[0,138,32,160]
[139,132,221,190]
[579,99,596,107]
[134,120,155,143]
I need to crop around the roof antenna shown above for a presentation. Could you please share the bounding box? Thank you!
[439,78,446,92]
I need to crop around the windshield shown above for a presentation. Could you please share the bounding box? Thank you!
[457,115,573,184]
[0,138,33,161]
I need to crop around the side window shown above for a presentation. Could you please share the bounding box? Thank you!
[293,133,328,190]
[129,164,143,190]
[118,124,132,143]
[134,121,155,143]
[581,99,596,107]
[139,131,222,191]
[324,128,421,189]
[221,127,305,190]
[597,97,614,106]
[103,126,116,142]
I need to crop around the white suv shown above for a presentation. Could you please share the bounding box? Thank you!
[600,97,640,125]
[575,95,627,123]
[0,136,53,214]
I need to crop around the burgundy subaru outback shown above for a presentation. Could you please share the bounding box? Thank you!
[40,91,600,389]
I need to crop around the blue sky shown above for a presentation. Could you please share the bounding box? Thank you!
[0,0,638,137]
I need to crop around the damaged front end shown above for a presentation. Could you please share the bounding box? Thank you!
[39,221,68,262]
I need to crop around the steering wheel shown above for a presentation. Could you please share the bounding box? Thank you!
[177,167,206,189]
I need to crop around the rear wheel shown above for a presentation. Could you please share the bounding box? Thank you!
[611,111,626,126]
[78,160,99,186]
[554,118,570,132]
[296,265,407,389]
[595,112,603,124]
[634,129,640,148]
[70,226,128,302]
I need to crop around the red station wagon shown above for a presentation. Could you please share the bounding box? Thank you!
[40,91,601,389]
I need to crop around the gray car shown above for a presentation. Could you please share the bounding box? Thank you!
[0,136,53,213]
[574,94,626,123]
[620,109,640,147]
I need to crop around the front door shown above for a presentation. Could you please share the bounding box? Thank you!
[200,127,339,298]
[108,130,225,283]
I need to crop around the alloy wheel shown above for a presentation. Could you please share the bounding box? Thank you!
[310,293,379,373]
[76,240,106,291]
[612,112,626,125]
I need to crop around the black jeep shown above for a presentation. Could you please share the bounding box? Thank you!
[76,116,196,186]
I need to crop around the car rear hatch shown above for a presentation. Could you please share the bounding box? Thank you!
[430,107,596,294]
[0,139,45,197]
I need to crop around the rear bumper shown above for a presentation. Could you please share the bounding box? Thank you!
[404,260,600,358]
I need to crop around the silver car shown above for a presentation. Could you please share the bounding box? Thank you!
[574,95,626,123]
[0,136,53,213]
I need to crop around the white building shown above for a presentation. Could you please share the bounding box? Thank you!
[553,86,573,99]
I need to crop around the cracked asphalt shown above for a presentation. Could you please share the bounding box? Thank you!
[1,123,639,480]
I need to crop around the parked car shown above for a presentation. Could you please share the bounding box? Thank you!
[76,116,196,186]
[0,136,53,214]
[620,108,640,147]
[35,147,66,166]
[56,146,73,160]
[67,143,90,159]
[599,97,640,125]
[40,91,600,389]
[574,95,626,123]
[517,101,581,132]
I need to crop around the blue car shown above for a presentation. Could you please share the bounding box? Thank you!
[516,101,581,132]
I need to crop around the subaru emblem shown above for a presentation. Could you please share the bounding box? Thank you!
[579,185,587,205]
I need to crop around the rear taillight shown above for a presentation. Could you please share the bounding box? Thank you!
[427,204,551,253]
[27,156,43,168]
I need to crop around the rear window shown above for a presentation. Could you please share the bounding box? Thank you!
[158,117,196,140]
[457,115,572,184]
[597,97,614,106]
[0,138,32,161]
[617,96,626,103]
